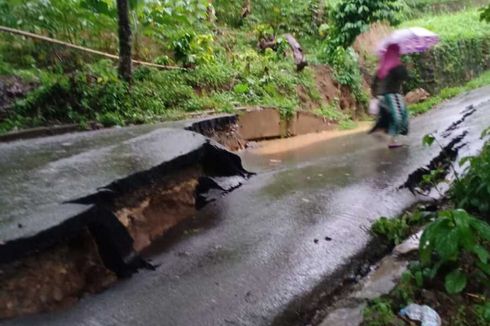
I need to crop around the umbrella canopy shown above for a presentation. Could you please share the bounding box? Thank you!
[377,27,439,56]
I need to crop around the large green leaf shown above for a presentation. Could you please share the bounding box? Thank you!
[453,210,475,250]
[233,83,249,95]
[422,134,436,147]
[481,4,490,23]
[425,261,443,280]
[420,216,452,265]
[473,245,490,264]
[435,228,460,261]
[445,269,467,294]
[477,261,490,275]
[419,222,437,265]
[469,218,490,241]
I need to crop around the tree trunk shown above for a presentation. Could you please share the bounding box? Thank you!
[116,0,132,82]
[284,34,308,71]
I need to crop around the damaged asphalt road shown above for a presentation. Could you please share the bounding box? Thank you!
[2,87,490,326]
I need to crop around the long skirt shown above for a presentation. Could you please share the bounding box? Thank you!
[370,93,409,136]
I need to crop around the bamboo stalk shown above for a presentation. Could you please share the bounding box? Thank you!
[0,25,185,70]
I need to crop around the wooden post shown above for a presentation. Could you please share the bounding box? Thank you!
[284,34,308,71]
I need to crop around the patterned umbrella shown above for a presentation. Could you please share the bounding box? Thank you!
[377,27,439,56]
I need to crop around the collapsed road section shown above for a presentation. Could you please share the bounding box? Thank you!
[0,127,250,319]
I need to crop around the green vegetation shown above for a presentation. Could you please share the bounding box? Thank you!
[402,9,490,94]
[372,210,432,246]
[418,209,490,294]
[215,0,329,36]
[0,0,379,133]
[0,53,319,131]
[482,4,490,22]
[315,101,347,121]
[367,132,490,325]
[401,9,490,40]
[363,298,403,326]
[367,209,490,325]
[404,0,487,18]
[409,71,490,115]
[0,0,489,134]
[452,141,490,216]
[326,0,401,49]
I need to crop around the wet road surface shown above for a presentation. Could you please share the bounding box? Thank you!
[0,114,236,246]
[0,124,205,243]
[2,87,490,325]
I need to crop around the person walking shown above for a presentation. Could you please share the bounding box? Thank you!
[369,44,409,148]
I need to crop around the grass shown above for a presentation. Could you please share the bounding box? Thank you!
[363,298,403,326]
[409,70,490,115]
[1,1,486,133]
[314,102,358,130]
[401,9,490,41]
[0,42,326,133]
[339,119,358,130]
[315,102,347,122]
[371,209,433,246]
[406,0,483,8]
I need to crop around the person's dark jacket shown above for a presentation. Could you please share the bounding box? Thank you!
[371,65,409,96]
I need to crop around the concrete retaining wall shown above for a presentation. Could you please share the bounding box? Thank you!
[237,108,335,141]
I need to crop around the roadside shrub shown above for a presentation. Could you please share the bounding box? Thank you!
[419,209,490,294]
[215,0,324,35]
[363,299,403,326]
[315,100,347,121]
[321,47,368,107]
[172,32,215,67]
[185,61,235,90]
[402,10,490,93]
[213,0,244,26]
[3,61,195,128]
[482,4,490,22]
[404,0,486,18]
[327,0,402,50]
[408,71,490,115]
[372,210,432,245]
[451,141,490,217]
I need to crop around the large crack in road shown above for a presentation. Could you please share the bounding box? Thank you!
[1,87,490,325]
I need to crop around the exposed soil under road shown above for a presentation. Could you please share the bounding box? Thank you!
[0,229,116,320]
[113,166,202,252]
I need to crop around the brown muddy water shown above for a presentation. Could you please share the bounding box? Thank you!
[249,122,371,156]
[240,121,372,171]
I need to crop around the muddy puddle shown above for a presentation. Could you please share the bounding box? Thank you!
[248,122,371,156]
[240,121,373,172]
